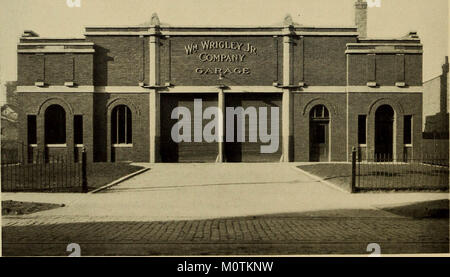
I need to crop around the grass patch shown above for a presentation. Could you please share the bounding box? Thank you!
[299,164,352,192]
[1,162,144,192]
[2,200,64,215]
[86,162,144,190]
[298,163,449,192]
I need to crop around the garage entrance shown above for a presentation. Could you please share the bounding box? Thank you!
[160,94,218,162]
[224,93,282,162]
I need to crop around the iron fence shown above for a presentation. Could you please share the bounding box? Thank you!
[1,141,87,192]
[351,148,449,191]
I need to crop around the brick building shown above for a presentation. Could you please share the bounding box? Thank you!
[16,0,423,163]
[422,57,449,158]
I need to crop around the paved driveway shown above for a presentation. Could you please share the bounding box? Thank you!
[2,163,448,255]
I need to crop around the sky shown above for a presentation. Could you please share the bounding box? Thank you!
[0,0,448,84]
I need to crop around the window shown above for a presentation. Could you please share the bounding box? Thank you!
[27,115,37,145]
[310,105,329,120]
[404,115,412,145]
[358,115,367,145]
[45,105,66,144]
[74,115,83,145]
[111,105,132,145]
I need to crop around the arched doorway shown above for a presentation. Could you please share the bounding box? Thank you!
[375,105,394,161]
[309,105,330,162]
[45,104,66,144]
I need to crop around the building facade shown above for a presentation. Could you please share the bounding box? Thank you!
[422,57,449,158]
[16,0,423,163]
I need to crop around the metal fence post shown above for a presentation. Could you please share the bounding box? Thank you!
[81,147,88,193]
[351,147,357,193]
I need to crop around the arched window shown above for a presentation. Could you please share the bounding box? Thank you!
[310,105,329,120]
[112,105,132,144]
[45,104,66,144]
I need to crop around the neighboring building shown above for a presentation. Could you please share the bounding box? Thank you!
[1,105,18,142]
[15,0,423,163]
[423,57,449,158]
[1,81,19,143]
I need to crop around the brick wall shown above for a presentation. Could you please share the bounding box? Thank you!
[87,36,149,86]
[295,36,356,86]
[18,54,93,86]
[18,92,94,162]
[348,54,422,86]
[347,92,423,160]
[93,93,150,162]
[293,93,347,162]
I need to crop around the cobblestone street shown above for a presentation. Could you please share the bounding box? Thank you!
[2,214,449,255]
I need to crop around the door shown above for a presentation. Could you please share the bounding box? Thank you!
[310,121,329,162]
[309,105,330,162]
[160,94,218,162]
[375,105,394,161]
[224,93,282,162]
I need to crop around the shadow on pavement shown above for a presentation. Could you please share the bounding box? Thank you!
[3,206,449,256]
[377,199,449,219]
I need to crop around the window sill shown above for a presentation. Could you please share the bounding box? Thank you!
[75,144,84,147]
[358,144,367,147]
[404,144,413,147]
[46,144,67,148]
[29,144,38,147]
[113,144,133,148]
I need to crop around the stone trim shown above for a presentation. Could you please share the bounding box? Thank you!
[18,49,95,53]
[17,86,95,93]
[17,85,422,94]
[346,49,423,54]
[347,86,423,93]
[18,42,94,46]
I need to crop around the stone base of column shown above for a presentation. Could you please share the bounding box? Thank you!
[150,136,161,163]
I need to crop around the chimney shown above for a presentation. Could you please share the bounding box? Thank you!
[355,0,368,38]
[443,56,449,74]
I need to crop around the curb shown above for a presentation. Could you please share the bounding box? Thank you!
[89,167,150,193]
[291,165,350,194]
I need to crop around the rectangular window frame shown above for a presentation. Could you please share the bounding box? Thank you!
[358,114,367,146]
[404,115,413,146]
[74,114,83,146]
[27,115,37,145]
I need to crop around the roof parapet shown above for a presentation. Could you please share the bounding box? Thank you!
[22,30,39,38]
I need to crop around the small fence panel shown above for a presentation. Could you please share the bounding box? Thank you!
[1,142,85,192]
[356,153,449,191]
